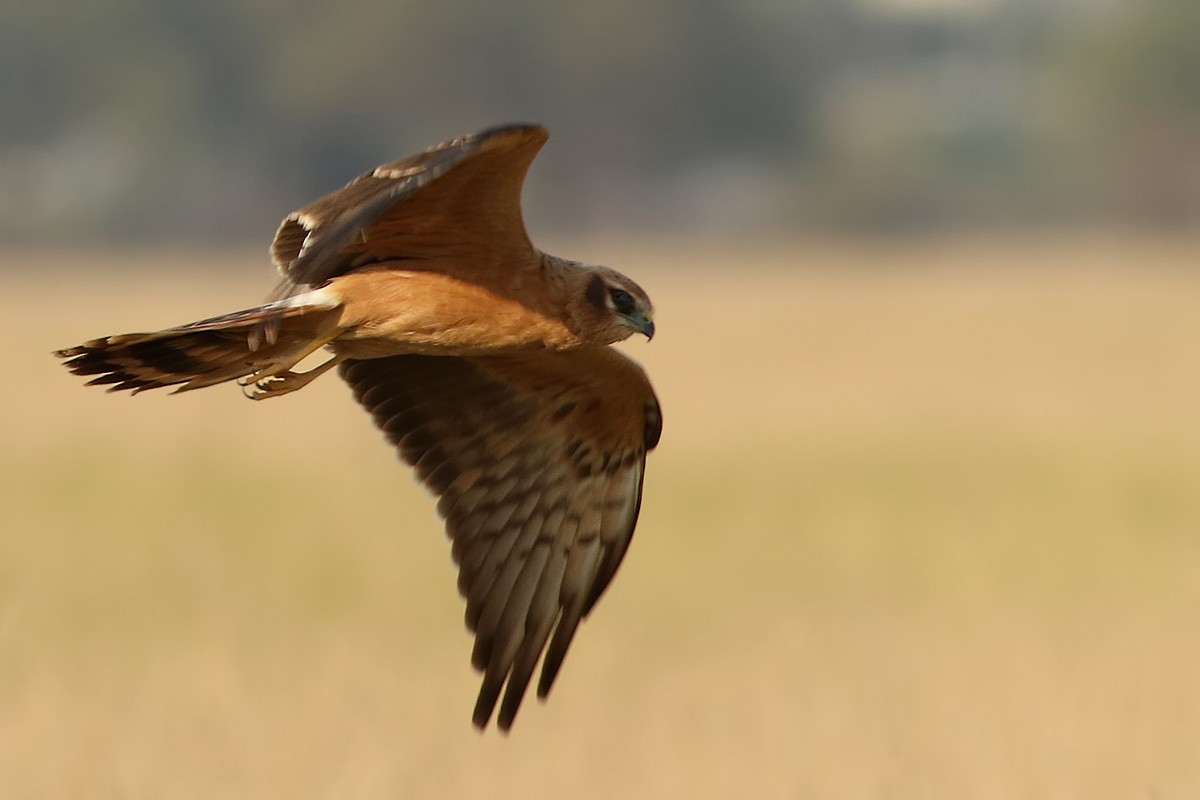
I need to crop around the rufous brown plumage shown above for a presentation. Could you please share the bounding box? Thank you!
[55,124,660,731]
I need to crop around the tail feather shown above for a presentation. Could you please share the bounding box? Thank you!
[55,300,342,395]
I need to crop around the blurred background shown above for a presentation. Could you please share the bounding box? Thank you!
[4,0,1200,242]
[3,0,1199,797]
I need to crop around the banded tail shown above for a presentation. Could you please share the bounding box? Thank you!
[54,297,344,398]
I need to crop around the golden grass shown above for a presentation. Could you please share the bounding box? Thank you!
[2,236,1199,797]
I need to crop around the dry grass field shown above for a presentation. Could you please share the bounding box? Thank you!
[2,237,1198,797]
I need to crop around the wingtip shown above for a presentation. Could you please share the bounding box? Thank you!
[472,662,530,733]
[471,713,515,736]
[469,122,550,152]
[476,121,547,138]
[472,672,505,731]
[495,690,531,733]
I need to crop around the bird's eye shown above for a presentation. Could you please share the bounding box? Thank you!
[609,288,636,315]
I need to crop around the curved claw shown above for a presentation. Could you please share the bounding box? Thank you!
[238,354,347,401]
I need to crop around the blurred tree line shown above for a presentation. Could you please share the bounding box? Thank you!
[1,0,1197,243]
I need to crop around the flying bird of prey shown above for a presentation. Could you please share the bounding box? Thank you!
[54,124,661,732]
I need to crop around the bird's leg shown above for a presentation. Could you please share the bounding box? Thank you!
[240,353,347,400]
[237,333,344,401]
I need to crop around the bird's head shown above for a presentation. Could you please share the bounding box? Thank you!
[572,266,655,345]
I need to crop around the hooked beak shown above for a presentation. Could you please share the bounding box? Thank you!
[639,315,655,340]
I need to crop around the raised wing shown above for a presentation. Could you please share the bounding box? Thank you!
[269,123,549,300]
[339,348,662,731]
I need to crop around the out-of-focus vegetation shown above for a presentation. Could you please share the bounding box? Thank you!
[3,0,1199,243]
